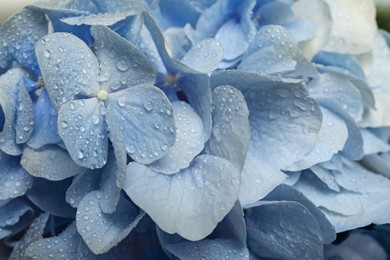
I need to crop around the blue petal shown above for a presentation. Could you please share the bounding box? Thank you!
[288,106,348,171]
[9,213,50,259]
[205,85,250,172]
[76,191,145,254]
[27,89,62,149]
[58,98,108,169]
[245,201,324,260]
[164,28,192,60]
[307,72,363,122]
[263,184,336,244]
[105,85,175,164]
[195,0,256,61]
[239,25,317,78]
[36,32,100,111]
[309,166,340,192]
[294,162,390,232]
[158,0,201,27]
[313,51,366,80]
[211,71,322,204]
[65,170,101,208]
[0,199,34,240]
[25,222,79,259]
[15,82,34,144]
[99,148,121,213]
[27,177,76,218]
[0,68,29,155]
[76,214,167,259]
[21,145,87,181]
[0,8,48,75]
[123,154,240,241]
[149,101,204,174]
[253,1,294,26]
[90,0,147,13]
[181,38,224,73]
[90,25,157,92]
[361,128,390,155]
[0,152,33,200]
[166,239,249,260]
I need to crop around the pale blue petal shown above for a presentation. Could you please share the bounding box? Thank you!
[99,148,121,213]
[91,25,157,92]
[263,184,336,244]
[178,72,212,141]
[167,239,249,260]
[76,215,167,259]
[307,73,363,121]
[0,68,29,155]
[294,164,390,232]
[205,85,250,172]
[181,38,224,73]
[15,81,34,144]
[313,51,366,80]
[239,25,317,78]
[25,222,79,260]
[149,101,204,174]
[36,32,100,110]
[245,201,323,260]
[61,12,136,27]
[27,89,62,149]
[124,155,240,241]
[21,145,86,181]
[90,0,147,13]
[320,101,364,161]
[58,98,108,169]
[0,152,33,200]
[253,1,294,26]
[164,27,192,60]
[288,106,348,171]
[309,166,340,192]
[76,191,144,254]
[9,213,50,260]
[27,177,76,218]
[158,0,200,27]
[239,152,286,206]
[0,8,47,75]
[105,85,175,164]
[0,199,34,239]
[283,20,317,43]
[65,170,101,208]
[361,128,390,155]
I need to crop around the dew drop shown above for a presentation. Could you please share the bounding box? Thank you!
[117,58,129,71]
[61,121,68,128]
[117,96,126,107]
[143,101,153,111]
[43,50,51,58]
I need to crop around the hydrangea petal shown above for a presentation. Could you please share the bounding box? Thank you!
[181,38,224,74]
[361,128,390,155]
[105,85,175,164]
[36,32,100,110]
[27,89,62,149]
[158,0,201,28]
[65,170,101,208]
[27,177,76,218]
[288,106,348,171]
[15,82,34,144]
[307,72,363,121]
[21,145,86,181]
[124,155,240,241]
[205,85,250,172]
[323,0,377,55]
[25,222,79,260]
[0,8,47,75]
[99,149,121,213]
[309,166,340,192]
[149,101,204,174]
[239,25,317,78]
[0,152,34,200]
[9,213,49,260]
[263,184,336,244]
[0,68,29,155]
[58,98,108,169]
[91,25,157,92]
[294,164,390,232]
[76,191,144,254]
[245,201,324,260]
[167,239,249,260]
[90,0,147,13]
[0,199,34,240]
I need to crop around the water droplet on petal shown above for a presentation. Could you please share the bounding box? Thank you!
[117,96,126,107]
[143,101,153,111]
[43,50,51,58]
[61,121,68,128]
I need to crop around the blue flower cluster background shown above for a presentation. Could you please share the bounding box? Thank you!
[1,0,390,259]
